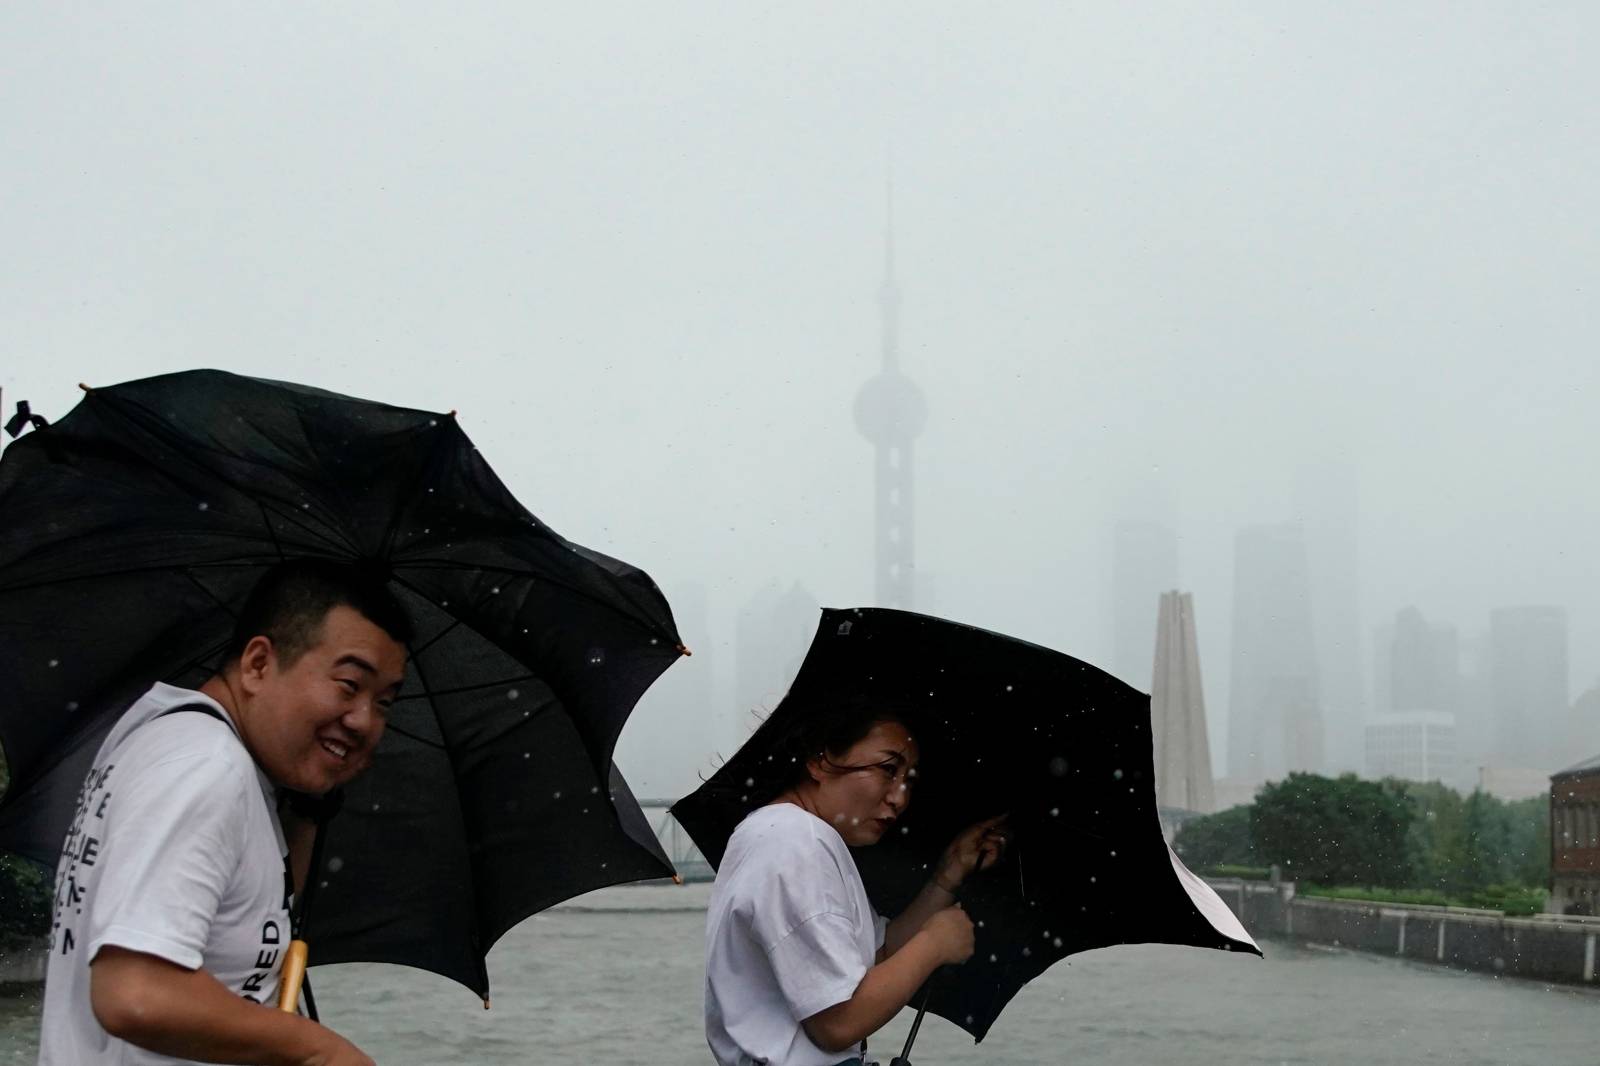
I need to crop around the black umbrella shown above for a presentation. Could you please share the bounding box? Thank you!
[671,607,1258,1052]
[0,369,683,1004]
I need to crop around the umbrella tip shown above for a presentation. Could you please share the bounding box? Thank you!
[673,874,684,886]
[78,382,91,392]
[448,409,458,418]
[677,644,692,657]
[482,996,491,1011]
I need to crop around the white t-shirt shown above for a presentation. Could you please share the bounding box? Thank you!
[704,803,888,1066]
[38,682,292,1066]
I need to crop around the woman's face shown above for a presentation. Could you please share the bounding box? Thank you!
[807,719,920,846]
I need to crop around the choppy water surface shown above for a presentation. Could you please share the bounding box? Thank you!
[3,882,1595,1065]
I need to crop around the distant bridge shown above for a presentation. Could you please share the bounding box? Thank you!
[636,799,714,883]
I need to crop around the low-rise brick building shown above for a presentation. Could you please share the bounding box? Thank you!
[1550,755,1600,915]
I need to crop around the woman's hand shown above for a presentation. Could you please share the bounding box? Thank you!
[934,814,1009,893]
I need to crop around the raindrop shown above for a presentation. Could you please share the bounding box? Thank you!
[1089,876,1096,884]
[744,778,755,788]
[553,791,562,799]
[965,1015,974,1025]
[1110,850,1117,858]
[976,920,984,928]
[327,856,345,874]
[508,689,520,700]
[66,701,79,712]
[1049,808,1060,817]
[1005,684,1014,692]
[429,419,438,427]
[523,752,531,760]
[1112,768,1123,780]
[371,803,381,812]
[1022,947,1032,958]
[600,862,607,869]
[491,587,500,595]
[740,795,748,802]
[590,786,599,794]
[1053,937,1063,948]
[47,659,58,669]
[900,826,910,835]
[989,954,997,963]
[1048,757,1068,777]
[197,502,209,511]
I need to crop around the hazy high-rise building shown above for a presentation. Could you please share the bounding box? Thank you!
[1490,605,1569,769]
[1227,523,1323,783]
[1295,466,1364,774]
[853,182,926,610]
[1387,606,1460,714]
[734,581,821,740]
[1365,606,1465,787]
[1151,591,1214,813]
[1112,520,1179,690]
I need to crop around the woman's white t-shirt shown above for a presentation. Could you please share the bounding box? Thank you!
[704,803,888,1066]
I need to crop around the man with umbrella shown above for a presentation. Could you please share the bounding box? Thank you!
[37,558,408,1066]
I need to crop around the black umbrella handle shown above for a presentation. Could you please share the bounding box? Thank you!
[890,981,935,1066]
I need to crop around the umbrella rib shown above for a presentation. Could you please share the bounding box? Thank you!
[409,617,465,659]
[378,722,446,750]
[82,387,359,558]
[402,635,493,999]
[391,673,539,703]
[395,558,678,647]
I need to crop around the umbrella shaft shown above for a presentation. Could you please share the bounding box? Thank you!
[277,940,309,1012]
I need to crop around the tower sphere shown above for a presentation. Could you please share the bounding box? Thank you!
[854,370,927,444]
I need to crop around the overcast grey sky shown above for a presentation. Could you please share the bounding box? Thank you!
[4,4,1596,796]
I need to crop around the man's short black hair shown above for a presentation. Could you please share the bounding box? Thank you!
[228,558,412,667]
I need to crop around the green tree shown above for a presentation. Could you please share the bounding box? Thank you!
[1173,804,1257,869]
[1251,773,1414,886]
[1400,779,1466,892]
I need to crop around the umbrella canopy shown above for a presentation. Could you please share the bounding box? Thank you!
[0,369,682,1000]
[672,607,1258,1043]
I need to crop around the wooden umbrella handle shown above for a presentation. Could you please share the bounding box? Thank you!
[277,940,310,1012]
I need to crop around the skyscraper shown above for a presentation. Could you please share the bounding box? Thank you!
[1227,524,1322,783]
[1387,606,1461,714]
[853,182,925,610]
[1365,606,1464,787]
[1295,465,1364,774]
[1151,590,1215,813]
[1112,520,1179,690]
[1489,605,1568,769]
[734,581,821,740]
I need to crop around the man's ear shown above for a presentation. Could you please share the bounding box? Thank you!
[803,752,827,786]
[237,635,276,694]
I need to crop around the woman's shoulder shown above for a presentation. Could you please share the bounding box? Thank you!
[727,803,841,863]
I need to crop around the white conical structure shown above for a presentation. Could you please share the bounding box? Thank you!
[1151,590,1215,813]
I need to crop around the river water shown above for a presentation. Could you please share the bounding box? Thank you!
[2,882,1594,1065]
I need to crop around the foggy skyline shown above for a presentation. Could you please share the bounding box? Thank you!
[4,4,1597,798]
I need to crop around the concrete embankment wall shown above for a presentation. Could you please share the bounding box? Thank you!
[0,939,47,986]
[1207,878,1600,986]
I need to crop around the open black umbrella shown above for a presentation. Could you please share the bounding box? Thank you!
[0,369,683,1004]
[671,607,1257,1053]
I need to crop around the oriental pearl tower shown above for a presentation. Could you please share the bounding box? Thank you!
[853,184,926,609]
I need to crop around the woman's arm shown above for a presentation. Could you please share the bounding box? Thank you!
[802,908,972,1055]
[880,815,1008,960]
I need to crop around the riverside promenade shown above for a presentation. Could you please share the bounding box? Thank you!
[1208,877,1600,986]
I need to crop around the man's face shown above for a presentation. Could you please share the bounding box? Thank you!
[239,604,407,794]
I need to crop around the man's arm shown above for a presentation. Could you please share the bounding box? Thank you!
[91,947,372,1066]
[801,907,972,1055]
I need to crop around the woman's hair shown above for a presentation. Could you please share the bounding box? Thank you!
[739,691,919,805]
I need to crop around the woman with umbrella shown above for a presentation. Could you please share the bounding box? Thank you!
[702,696,1008,1066]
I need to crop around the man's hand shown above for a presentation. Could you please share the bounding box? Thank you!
[91,947,374,1066]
